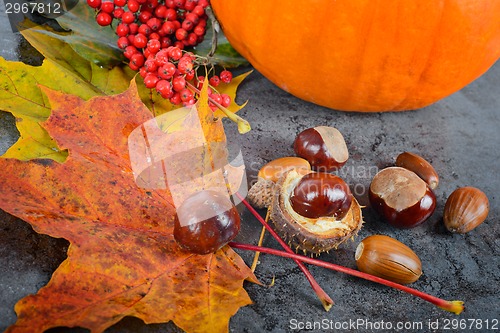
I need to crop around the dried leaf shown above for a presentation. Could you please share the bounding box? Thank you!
[0,51,132,162]
[213,71,252,118]
[129,78,246,211]
[31,0,124,67]
[0,80,254,333]
[1,18,250,162]
[19,20,131,95]
[135,76,181,115]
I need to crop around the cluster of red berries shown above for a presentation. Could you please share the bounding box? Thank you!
[140,46,233,108]
[86,0,234,109]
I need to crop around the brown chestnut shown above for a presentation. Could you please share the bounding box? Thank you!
[289,172,352,219]
[293,126,348,172]
[173,190,240,254]
[355,235,422,284]
[444,187,489,233]
[270,170,363,254]
[369,167,436,228]
[396,152,439,189]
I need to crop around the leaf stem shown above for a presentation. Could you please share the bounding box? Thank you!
[250,208,270,272]
[229,242,464,315]
[186,82,251,134]
[235,193,334,311]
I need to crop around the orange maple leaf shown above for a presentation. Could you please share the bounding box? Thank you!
[0,81,254,333]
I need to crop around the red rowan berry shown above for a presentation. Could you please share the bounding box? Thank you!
[96,12,112,26]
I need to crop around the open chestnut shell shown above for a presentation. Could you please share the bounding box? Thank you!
[270,170,363,254]
[247,157,311,209]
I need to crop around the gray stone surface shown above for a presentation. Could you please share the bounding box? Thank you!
[0,0,20,61]
[0,5,499,332]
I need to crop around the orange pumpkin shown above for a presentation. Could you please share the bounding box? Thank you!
[211,1,500,112]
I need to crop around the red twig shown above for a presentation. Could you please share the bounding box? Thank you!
[229,242,464,315]
[235,193,334,311]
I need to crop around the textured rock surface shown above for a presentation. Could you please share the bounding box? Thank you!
[0,6,498,332]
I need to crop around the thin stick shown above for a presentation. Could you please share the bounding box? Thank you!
[235,193,334,311]
[250,209,270,272]
[229,242,464,315]
[186,82,251,134]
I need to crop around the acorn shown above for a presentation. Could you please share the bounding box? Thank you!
[270,170,363,254]
[355,235,422,284]
[443,187,489,233]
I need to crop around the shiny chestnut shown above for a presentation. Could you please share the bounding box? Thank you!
[369,167,436,228]
[289,172,352,219]
[294,126,349,172]
[173,190,240,254]
[270,170,363,254]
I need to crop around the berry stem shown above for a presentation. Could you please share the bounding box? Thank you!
[235,192,334,311]
[229,242,464,315]
[187,82,251,134]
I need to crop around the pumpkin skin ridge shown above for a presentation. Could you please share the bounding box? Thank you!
[212,0,500,112]
[390,1,447,111]
[393,1,500,111]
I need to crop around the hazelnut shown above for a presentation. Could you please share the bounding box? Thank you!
[369,167,436,228]
[443,187,489,233]
[355,235,422,284]
[294,126,348,172]
[270,170,363,254]
[396,152,439,189]
[248,157,311,209]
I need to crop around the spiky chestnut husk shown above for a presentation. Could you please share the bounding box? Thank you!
[247,179,275,209]
[270,170,363,254]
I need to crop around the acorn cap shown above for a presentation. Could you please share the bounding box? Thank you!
[270,170,363,254]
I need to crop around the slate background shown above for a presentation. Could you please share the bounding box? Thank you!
[0,2,499,332]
